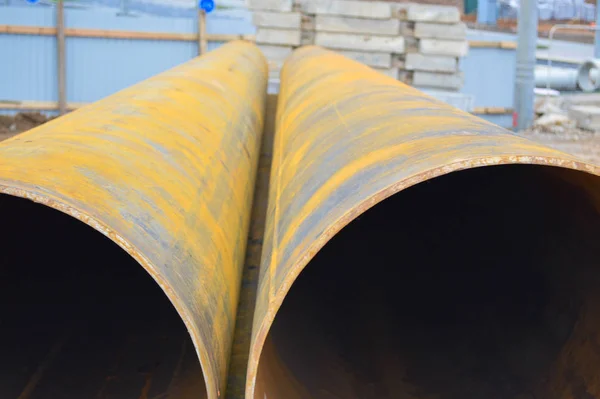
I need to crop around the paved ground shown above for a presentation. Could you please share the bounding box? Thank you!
[520,129,600,165]
[0,113,51,141]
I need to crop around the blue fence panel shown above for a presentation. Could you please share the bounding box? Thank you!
[460,46,516,109]
[66,38,196,102]
[0,3,252,110]
[0,34,57,102]
[476,113,514,128]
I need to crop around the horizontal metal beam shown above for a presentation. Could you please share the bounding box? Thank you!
[1,25,523,51]
[472,106,514,114]
[0,24,255,42]
[469,40,517,49]
[0,100,515,119]
[0,100,84,111]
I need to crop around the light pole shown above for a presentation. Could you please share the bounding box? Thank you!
[514,0,538,130]
[595,4,600,58]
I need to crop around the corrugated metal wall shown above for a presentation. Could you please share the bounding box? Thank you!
[0,3,254,109]
[461,46,516,127]
[1,4,518,127]
[461,47,515,109]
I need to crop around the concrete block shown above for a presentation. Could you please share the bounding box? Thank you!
[252,11,302,29]
[302,15,316,31]
[392,54,405,68]
[248,0,293,11]
[267,60,284,75]
[303,0,392,19]
[399,21,415,36]
[336,50,392,68]
[413,71,464,90]
[293,0,307,9]
[315,15,400,35]
[315,32,405,52]
[405,53,458,72]
[256,28,301,46]
[419,39,468,57]
[391,2,414,18]
[398,69,411,83]
[406,4,461,23]
[534,113,571,127]
[404,36,418,53]
[373,67,399,80]
[568,105,600,130]
[268,78,280,94]
[301,30,315,45]
[562,93,600,110]
[268,62,283,75]
[258,44,294,61]
[414,22,467,39]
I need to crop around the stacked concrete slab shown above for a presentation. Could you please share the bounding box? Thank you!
[299,0,404,80]
[395,4,467,91]
[249,0,469,98]
[249,0,301,90]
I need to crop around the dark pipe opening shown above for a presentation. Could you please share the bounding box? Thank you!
[256,165,600,399]
[0,195,206,399]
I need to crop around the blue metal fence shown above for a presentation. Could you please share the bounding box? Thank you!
[1,4,522,127]
[461,45,516,127]
[0,2,253,110]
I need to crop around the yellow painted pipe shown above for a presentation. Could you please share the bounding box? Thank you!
[247,46,600,398]
[0,41,266,399]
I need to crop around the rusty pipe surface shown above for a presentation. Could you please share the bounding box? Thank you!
[247,46,600,398]
[0,41,267,399]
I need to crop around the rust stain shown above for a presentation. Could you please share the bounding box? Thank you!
[0,41,267,399]
[246,46,600,398]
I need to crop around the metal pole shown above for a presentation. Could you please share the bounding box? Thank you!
[514,0,538,130]
[595,4,600,58]
[56,0,66,116]
[198,9,207,55]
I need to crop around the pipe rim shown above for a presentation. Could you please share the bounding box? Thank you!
[245,153,600,399]
[577,59,600,92]
[0,181,216,399]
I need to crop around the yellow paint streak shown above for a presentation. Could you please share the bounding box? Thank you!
[247,46,600,398]
[0,41,267,399]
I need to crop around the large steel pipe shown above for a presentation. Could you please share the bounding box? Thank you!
[247,46,600,399]
[0,41,266,399]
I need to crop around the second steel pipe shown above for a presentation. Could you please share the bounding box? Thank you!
[247,47,600,399]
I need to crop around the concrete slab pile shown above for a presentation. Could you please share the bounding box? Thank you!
[249,0,469,98]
